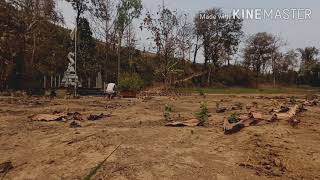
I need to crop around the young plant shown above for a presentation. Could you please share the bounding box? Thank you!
[216,102,220,109]
[289,96,297,104]
[195,102,210,126]
[118,72,144,92]
[228,113,240,124]
[198,89,205,96]
[164,104,173,121]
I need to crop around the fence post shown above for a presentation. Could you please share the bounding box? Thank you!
[58,75,61,87]
[54,76,57,88]
[50,76,53,88]
[44,75,47,89]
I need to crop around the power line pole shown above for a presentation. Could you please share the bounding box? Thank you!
[74,26,78,97]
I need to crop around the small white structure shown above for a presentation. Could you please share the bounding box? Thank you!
[105,83,116,94]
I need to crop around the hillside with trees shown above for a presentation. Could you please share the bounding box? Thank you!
[1,0,320,92]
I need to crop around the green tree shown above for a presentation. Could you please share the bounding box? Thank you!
[276,50,299,84]
[0,0,63,89]
[298,47,319,72]
[195,9,243,67]
[222,15,243,66]
[194,8,243,84]
[36,24,72,76]
[115,0,142,84]
[280,50,299,72]
[77,17,97,81]
[243,32,281,87]
[143,5,180,85]
[65,0,89,26]
[297,47,319,85]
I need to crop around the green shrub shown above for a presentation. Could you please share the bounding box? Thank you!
[195,102,210,126]
[289,96,297,104]
[215,65,255,87]
[119,73,144,92]
[228,113,240,124]
[164,104,173,121]
[197,89,205,96]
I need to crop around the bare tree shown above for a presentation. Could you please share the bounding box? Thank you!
[123,23,137,70]
[192,31,201,64]
[90,0,118,80]
[176,14,193,64]
[143,4,181,85]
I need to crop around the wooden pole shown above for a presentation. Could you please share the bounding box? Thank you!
[58,75,61,87]
[44,75,46,89]
[74,26,77,96]
[50,76,53,88]
[54,76,57,88]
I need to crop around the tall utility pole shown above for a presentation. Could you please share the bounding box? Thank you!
[117,34,120,85]
[105,0,110,82]
[74,26,77,96]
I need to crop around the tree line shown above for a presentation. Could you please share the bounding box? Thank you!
[1,0,320,91]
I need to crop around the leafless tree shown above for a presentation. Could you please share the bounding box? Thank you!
[90,0,118,80]
[143,4,182,85]
[176,14,194,64]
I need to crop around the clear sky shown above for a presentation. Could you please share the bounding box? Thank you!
[57,0,320,61]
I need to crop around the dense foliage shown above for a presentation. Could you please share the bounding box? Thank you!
[118,72,144,92]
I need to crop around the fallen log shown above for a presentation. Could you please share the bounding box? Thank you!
[303,100,318,106]
[241,112,262,127]
[231,102,243,110]
[224,112,276,134]
[0,161,13,174]
[165,119,200,127]
[216,107,227,113]
[29,112,85,122]
[87,113,110,121]
[223,119,245,134]
[70,121,82,128]
[224,104,306,134]
[275,105,305,120]
[276,106,290,113]
[29,113,67,122]
[288,118,300,127]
